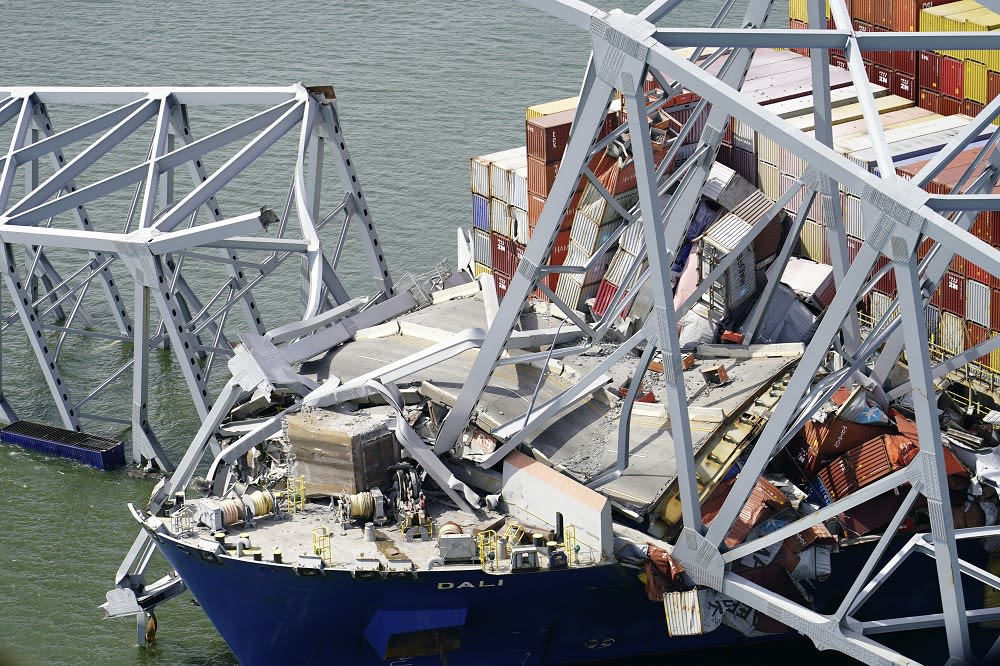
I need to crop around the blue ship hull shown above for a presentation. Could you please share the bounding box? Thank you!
[151,530,767,665]
[147,520,991,665]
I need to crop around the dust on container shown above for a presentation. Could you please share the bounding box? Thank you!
[699,214,758,315]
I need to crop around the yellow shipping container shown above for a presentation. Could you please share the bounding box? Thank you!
[963,7,1000,72]
[526,96,579,121]
[922,0,982,59]
[990,333,1000,374]
[788,0,829,23]
[799,219,825,262]
[965,59,989,104]
[472,262,493,278]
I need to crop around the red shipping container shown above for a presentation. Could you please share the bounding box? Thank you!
[872,254,897,295]
[526,110,573,164]
[939,94,961,117]
[873,65,892,89]
[870,27,893,67]
[549,229,571,266]
[938,56,963,100]
[527,156,559,196]
[527,192,574,234]
[495,270,511,301]
[592,280,630,319]
[965,260,987,285]
[973,212,999,248]
[847,235,863,262]
[890,71,916,101]
[831,52,848,70]
[966,321,991,366]
[916,237,934,261]
[963,99,986,119]
[990,71,1000,105]
[950,254,965,277]
[919,87,940,114]
[790,19,809,57]
[934,271,966,316]
[871,0,893,28]
[992,288,1000,331]
[894,50,916,77]
[919,51,939,90]
[864,60,877,85]
[854,0,873,23]
[893,0,959,33]
[490,232,524,278]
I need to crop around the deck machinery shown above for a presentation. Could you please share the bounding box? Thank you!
[1,0,1000,663]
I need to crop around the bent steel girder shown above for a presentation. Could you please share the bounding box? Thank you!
[427,1,1000,663]
[0,85,392,470]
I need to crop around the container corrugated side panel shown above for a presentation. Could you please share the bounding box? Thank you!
[800,220,826,262]
[555,273,585,310]
[472,193,490,231]
[842,193,864,238]
[991,331,1000,373]
[605,249,635,287]
[511,206,529,245]
[758,161,780,200]
[576,186,639,226]
[966,279,991,328]
[757,135,780,168]
[472,262,492,278]
[619,220,644,255]
[732,119,755,152]
[965,59,988,105]
[663,589,713,637]
[510,165,528,211]
[939,311,966,354]
[471,156,492,198]
[472,228,492,266]
[869,291,895,324]
[490,198,512,238]
[705,215,753,252]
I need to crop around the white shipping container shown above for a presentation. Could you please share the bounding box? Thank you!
[967,279,991,328]
[570,210,618,254]
[701,216,757,312]
[779,146,803,179]
[511,206,529,245]
[938,311,965,354]
[472,227,492,266]
[925,305,941,340]
[842,192,863,239]
[703,162,736,202]
[619,218,645,255]
[489,148,527,205]
[605,248,641,287]
[510,164,528,211]
[555,273,585,310]
[490,198,512,238]
[576,185,639,226]
[868,291,895,324]
[471,156,492,198]
[732,118,755,152]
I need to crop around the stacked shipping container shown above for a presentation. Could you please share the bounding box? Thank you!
[790,0,1000,120]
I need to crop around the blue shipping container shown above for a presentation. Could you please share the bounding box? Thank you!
[472,193,490,231]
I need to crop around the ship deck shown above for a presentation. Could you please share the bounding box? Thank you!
[299,293,797,515]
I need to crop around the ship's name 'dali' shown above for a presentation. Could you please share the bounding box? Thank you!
[437,580,504,590]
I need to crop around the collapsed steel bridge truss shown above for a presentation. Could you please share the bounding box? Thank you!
[0,85,394,471]
[445,1,1000,663]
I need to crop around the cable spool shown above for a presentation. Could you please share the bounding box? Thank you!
[246,490,273,517]
[345,491,374,520]
[220,498,244,526]
[438,522,463,537]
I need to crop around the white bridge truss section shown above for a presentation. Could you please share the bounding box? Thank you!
[0,85,394,471]
[427,1,1000,664]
